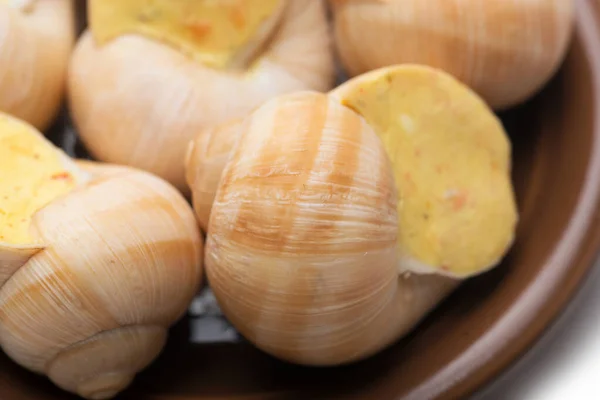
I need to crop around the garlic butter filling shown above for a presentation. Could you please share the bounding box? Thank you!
[0,115,76,244]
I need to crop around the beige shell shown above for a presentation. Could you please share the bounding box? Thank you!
[187,91,458,365]
[185,116,245,232]
[68,0,336,194]
[0,157,203,399]
[0,0,75,131]
[330,0,575,110]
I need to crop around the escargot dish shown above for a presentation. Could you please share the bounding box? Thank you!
[68,0,335,193]
[0,114,203,399]
[0,0,75,131]
[185,64,518,365]
[330,0,575,111]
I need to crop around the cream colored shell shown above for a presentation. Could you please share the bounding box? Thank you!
[330,0,574,110]
[0,0,75,131]
[187,91,458,365]
[0,158,203,399]
[68,0,335,194]
[186,116,244,232]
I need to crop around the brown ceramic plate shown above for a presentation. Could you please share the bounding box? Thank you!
[3,1,600,399]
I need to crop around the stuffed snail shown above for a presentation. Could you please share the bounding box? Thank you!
[185,65,518,365]
[68,0,336,194]
[330,0,575,111]
[0,114,203,399]
[0,0,75,131]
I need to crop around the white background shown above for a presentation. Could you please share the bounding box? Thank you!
[473,256,600,400]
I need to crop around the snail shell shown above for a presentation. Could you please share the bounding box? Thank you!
[68,0,336,193]
[189,92,458,365]
[0,116,203,399]
[185,64,517,365]
[330,0,575,110]
[0,0,75,130]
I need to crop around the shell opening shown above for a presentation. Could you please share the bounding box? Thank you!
[333,65,518,278]
[88,0,285,70]
[0,114,78,245]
